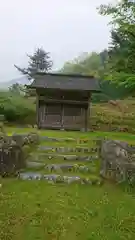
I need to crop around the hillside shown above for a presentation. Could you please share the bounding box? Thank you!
[0,76,30,89]
[0,90,135,133]
[91,98,135,132]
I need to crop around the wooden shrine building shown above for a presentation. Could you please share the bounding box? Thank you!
[29,73,101,131]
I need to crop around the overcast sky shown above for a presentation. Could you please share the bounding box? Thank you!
[0,0,111,82]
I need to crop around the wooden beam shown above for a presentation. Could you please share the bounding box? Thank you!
[38,97,88,105]
[38,125,83,131]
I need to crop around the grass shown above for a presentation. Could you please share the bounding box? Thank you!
[1,127,135,239]
[91,98,135,132]
[6,126,135,143]
[1,180,135,240]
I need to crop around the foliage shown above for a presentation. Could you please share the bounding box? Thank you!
[0,91,35,123]
[98,0,135,91]
[9,83,36,98]
[14,48,53,97]
[9,83,25,95]
[15,47,53,80]
[61,51,108,77]
[61,51,129,101]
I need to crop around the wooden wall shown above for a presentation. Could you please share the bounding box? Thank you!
[36,90,90,131]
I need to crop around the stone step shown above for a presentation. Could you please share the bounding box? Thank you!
[40,136,97,144]
[26,162,96,174]
[27,161,45,168]
[44,163,96,173]
[30,153,98,162]
[38,146,98,154]
[18,172,102,185]
[40,136,76,143]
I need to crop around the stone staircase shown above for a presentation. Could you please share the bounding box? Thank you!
[19,136,102,185]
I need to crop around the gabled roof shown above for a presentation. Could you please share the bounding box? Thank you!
[29,72,101,91]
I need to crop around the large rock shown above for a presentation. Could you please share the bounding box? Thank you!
[0,142,26,177]
[100,139,135,183]
[12,132,39,146]
[0,132,39,177]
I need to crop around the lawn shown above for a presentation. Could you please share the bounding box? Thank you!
[0,128,135,240]
[6,126,135,143]
[0,180,135,240]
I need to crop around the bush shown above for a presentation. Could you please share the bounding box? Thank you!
[0,91,36,124]
[90,99,135,133]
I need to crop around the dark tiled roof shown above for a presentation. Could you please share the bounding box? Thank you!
[29,72,101,91]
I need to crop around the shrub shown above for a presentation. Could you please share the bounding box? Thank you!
[0,91,36,124]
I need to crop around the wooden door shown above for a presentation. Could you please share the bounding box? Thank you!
[39,103,62,129]
[62,104,86,130]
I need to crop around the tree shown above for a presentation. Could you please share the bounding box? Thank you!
[9,83,25,95]
[61,51,108,77]
[60,51,128,101]
[15,48,53,80]
[98,0,135,91]
[14,48,53,97]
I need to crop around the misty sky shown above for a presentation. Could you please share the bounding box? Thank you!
[0,0,111,82]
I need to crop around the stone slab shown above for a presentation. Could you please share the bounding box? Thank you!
[40,136,76,142]
[26,161,45,168]
[45,163,74,170]
[30,153,98,161]
[18,172,102,185]
[38,146,98,153]
[40,136,100,144]
[44,163,94,173]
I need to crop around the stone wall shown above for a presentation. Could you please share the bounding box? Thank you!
[0,132,39,177]
[99,139,135,184]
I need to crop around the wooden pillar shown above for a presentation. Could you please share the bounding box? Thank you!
[85,106,88,131]
[81,106,85,132]
[86,103,90,131]
[84,93,91,132]
[87,94,91,131]
[43,103,47,128]
[36,92,39,128]
[61,103,64,130]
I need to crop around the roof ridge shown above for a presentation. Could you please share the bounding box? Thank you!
[28,73,101,92]
[34,72,95,79]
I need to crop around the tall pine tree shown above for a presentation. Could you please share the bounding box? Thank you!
[15,48,53,80]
